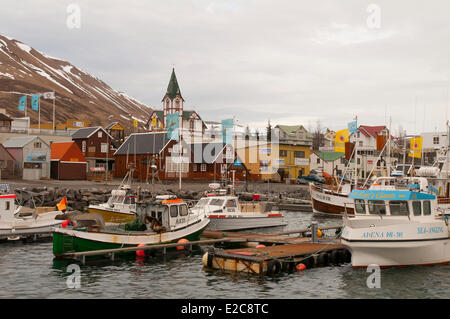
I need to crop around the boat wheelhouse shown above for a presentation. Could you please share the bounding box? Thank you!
[341,188,450,267]
[87,187,137,223]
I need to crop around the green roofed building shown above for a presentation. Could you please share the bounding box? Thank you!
[310,151,346,176]
[146,68,206,136]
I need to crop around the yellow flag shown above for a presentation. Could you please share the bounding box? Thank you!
[408,137,422,158]
[334,129,349,152]
[57,197,67,211]
[133,119,138,127]
[152,117,157,127]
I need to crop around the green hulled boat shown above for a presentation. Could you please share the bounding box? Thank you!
[53,198,210,257]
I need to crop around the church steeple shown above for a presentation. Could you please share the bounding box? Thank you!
[166,68,182,100]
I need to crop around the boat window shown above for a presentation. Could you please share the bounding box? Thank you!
[225,199,237,208]
[368,200,386,215]
[209,199,224,206]
[412,201,421,216]
[5,201,10,210]
[195,198,209,208]
[389,201,409,216]
[423,201,431,215]
[355,199,367,214]
[180,204,188,216]
[170,205,178,218]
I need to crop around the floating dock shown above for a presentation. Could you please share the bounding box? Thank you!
[202,241,349,276]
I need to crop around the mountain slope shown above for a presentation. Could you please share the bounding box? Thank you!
[0,34,152,131]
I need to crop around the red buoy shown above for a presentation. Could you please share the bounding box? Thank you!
[61,220,70,228]
[136,243,146,257]
[177,238,189,250]
[256,244,266,248]
[296,263,306,271]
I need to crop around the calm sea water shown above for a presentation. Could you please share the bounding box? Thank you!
[0,211,448,299]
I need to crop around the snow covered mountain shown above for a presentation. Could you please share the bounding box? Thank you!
[0,34,152,130]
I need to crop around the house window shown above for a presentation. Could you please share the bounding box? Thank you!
[294,151,305,158]
[317,158,320,164]
[279,150,287,157]
[98,131,103,138]
[82,141,86,152]
[101,143,108,153]
[221,164,227,173]
[433,136,439,144]
[33,142,41,148]
[201,164,206,172]
[193,164,197,172]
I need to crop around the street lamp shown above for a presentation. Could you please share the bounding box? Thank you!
[106,114,114,184]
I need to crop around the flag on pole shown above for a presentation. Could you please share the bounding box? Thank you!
[408,136,423,158]
[56,196,67,211]
[31,94,40,111]
[133,119,138,128]
[42,92,55,100]
[222,118,234,144]
[348,120,358,134]
[167,112,179,141]
[18,95,26,111]
[334,129,349,152]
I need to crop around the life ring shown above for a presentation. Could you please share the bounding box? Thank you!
[266,259,281,276]
[235,178,240,187]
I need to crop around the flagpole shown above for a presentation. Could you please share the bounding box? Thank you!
[52,93,55,135]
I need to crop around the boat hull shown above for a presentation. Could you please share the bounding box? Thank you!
[207,215,286,231]
[309,183,354,215]
[52,218,210,257]
[87,207,136,223]
[342,237,450,268]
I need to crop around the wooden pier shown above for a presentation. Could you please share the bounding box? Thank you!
[0,229,54,241]
[202,241,349,276]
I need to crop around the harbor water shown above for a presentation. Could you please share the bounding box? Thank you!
[0,210,448,299]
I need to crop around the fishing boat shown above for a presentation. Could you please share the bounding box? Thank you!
[191,184,286,231]
[87,186,137,223]
[341,178,450,267]
[0,184,64,237]
[53,198,210,257]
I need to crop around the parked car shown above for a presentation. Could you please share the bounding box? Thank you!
[297,170,325,184]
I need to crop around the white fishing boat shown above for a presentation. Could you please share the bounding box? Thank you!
[191,184,286,231]
[341,178,450,268]
[87,186,137,223]
[0,184,64,237]
[53,198,209,257]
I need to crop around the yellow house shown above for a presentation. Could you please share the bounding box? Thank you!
[236,141,311,181]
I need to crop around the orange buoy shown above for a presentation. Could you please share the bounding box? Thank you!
[317,229,323,238]
[256,244,266,248]
[136,243,146,257]
[177,238,189,250]
[296,263,306,271]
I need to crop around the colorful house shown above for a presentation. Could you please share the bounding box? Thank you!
[50,142,87,180]
[0,143,16,179]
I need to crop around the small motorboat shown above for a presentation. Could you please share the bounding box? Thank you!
[0,184,64,238]
[191,184,286,231]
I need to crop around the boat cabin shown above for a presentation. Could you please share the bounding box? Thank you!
[135,199,191,232]
[107,189,136,207]
[0,184,16,222]
[350,189,437,218]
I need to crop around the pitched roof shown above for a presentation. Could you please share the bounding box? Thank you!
[314,151,345,162]
[2,136,43,148]
[71,126,113,139]
[0,113,12,121]
[165,68,182,100]
[276,125,304,135]
[358,125,387,138]
[114,132,171,156]
[51,142,86,162]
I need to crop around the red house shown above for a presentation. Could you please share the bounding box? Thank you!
[50,142,87,180]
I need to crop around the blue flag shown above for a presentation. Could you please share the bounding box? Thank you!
[167,112,179,141]
[222,118,234,144]
[348,120,358,134]
[18,95,26,111]
[31,94,40,111]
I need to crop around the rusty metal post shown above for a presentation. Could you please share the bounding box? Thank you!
[311,222,318,243]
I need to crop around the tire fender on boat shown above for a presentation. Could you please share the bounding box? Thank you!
[266,259,281,276]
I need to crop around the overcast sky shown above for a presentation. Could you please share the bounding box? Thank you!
[1,0,450,135]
